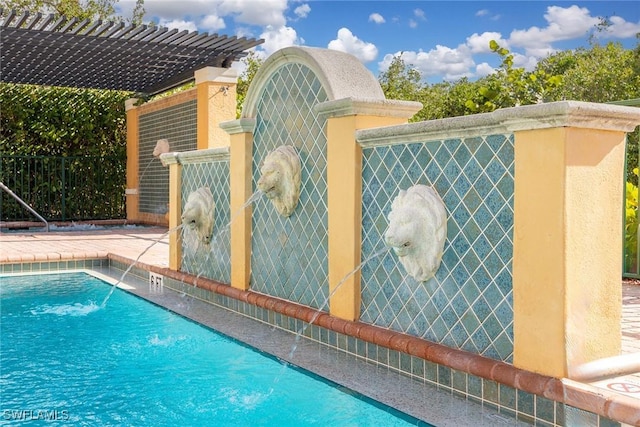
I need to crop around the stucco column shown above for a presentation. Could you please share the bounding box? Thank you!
[221,118,256,290]
[195,67,238,149]
[125,98,140,222]
[316,98,422,321]
[509,103,640,378]
[158,154,183,271]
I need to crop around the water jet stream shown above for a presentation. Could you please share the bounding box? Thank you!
[100,225,182,307]
[179,190,264,302]
[286,246,391,360]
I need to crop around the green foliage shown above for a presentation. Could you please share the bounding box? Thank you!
[0,83,130,157]
[626,168,639,274]
[3,0,117,20]
[236,51,264,118]
[0,83,130,220]
[378,55,423,102]
[2,0,145,22]
[464,40,563,113]
[538,42,640,103]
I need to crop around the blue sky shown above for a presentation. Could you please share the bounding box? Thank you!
[116,1,640,83]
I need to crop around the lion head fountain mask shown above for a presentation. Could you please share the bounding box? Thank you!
[384,184,447,282]
[257,145,302,217]
[181,187,215,245]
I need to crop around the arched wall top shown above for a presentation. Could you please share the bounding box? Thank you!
[241,46,385,119]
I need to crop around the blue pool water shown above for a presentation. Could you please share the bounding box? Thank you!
[0,273,425,426]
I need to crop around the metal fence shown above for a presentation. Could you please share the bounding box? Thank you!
[0,155,125,222]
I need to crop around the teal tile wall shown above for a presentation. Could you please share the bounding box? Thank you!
[249,63,329,309]
[138,100,197,215]
[181,161,231,284]
[360,135,515,362]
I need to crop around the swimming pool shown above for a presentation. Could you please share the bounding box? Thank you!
[0,272,427,426]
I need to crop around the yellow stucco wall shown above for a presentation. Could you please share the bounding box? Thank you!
[513,127,624,377]
[197,82,237,149]
[168,162,182,271]
[326,114,412,321]
[125,101,139,222]
[229,131,253,290]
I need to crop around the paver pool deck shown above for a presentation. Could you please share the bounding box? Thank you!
[1,226,639,424]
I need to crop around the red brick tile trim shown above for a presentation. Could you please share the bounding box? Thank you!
[110,254,640,426]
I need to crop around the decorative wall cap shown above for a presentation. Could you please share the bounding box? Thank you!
[124,98,139,111]
[357,101,640,148]
[315,97,423,119]
[194,66,238,84]
[159,147,229,166]
[219,118,257,135]
[241,46,385,118]
[499,101,640,133]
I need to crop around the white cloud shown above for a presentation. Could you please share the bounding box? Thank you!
[200,14,226,32]
[466,32,508,53]
[218,0,288,27]
[294,4,311,20]
[414,8,426,21]
[157,19,198,33]
[409,19,417,29]
[601,16,640,39]
[508,5,599,57]
[138,0,287,27]
[475,8,500,21]
[327,28,378,63]
[380,45,475,81]
[512,53,539,71]
[259,25,300,56]
[475,62,495,77]
[369,13,385,24]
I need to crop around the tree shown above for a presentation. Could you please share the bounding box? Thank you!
[538,41,640,103]
[0,83,129,156]
[236,51,263,118]
[465,41,562,113]
[2,0,144,23]
[378,55,423,102]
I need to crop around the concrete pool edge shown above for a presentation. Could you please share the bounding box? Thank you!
[106,254,639,426]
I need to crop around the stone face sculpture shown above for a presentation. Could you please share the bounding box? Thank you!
[181,187,215,245]
[384,185,447,282]
[257,145,301,217]
[153,139,171,157]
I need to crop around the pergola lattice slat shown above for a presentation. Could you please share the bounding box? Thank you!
[0,9,263,95]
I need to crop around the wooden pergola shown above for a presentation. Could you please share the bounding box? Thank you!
[0,9,263,95]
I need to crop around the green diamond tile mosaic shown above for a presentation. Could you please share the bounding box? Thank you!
[250,63,329,309]
[361,134,515,362]
[181,161,231,284]
[138,100,197,215]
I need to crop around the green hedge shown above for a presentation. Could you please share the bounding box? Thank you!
[0,83,131,221]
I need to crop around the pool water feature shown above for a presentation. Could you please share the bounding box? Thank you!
[0,272,427,426]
